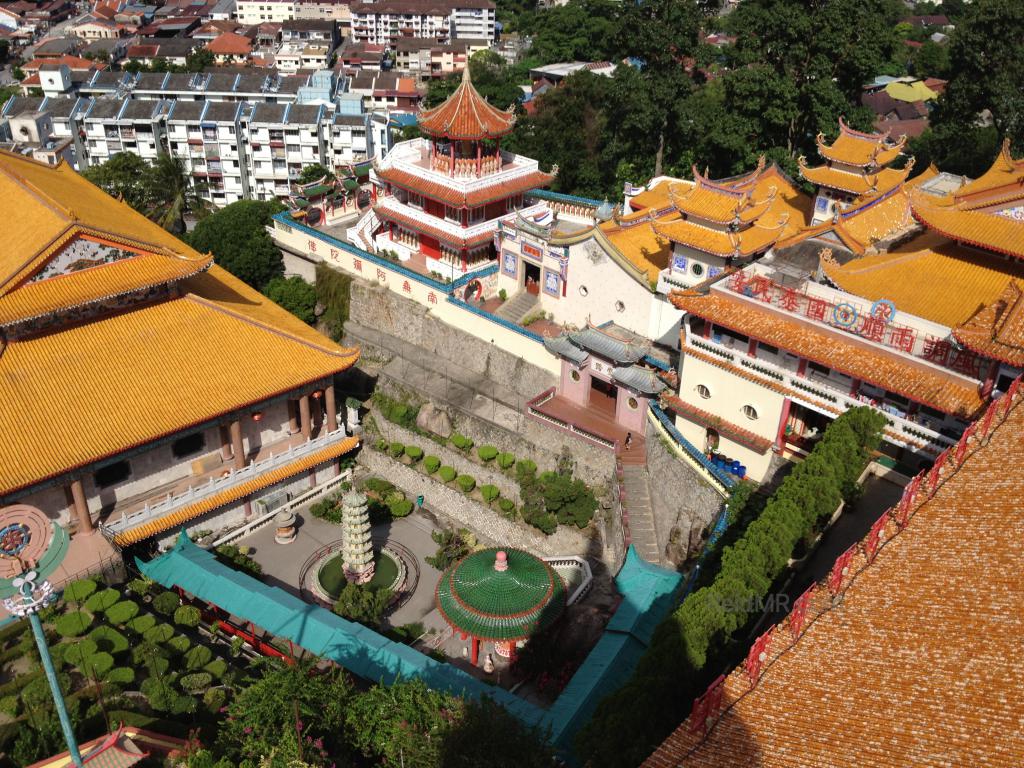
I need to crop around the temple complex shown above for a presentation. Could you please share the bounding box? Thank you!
[663,132,1024,482]
[799,117,913,223]
[0,150,360,570]
[362,68,554,280]
[643,378,1024,767]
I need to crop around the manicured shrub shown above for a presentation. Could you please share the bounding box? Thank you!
[310,495,342,523]
[166,635,191,654]
[515,459,537,478]
[529,513,558,535]
[424,455,441,473]
[384,490,406,506]
[184,644,213,671]
[179,672,212,692]
[438,465,456,483]
[0,695,19,717]
[104,600,139,626]
[365,477,395,494]
[55,612,93,638]
[389,499,414,518]
[405,445,423,462]
[203,686,226,714]
[152,591,180,616]
[477,445,498,462]
[456,474,476,493]
[497,452,516,470]
[376,438,387,451]
[126,614,156,635]
[450,433,473,451]
[498,498,516,515]
[89,626,129,655]
[105,667,135,685]
[214,545,263,578]
[62,578,97,604]
[62,639,98,667]
[203,658,227,679]
[84,588,119,613]
[480,484,499,503]
[143,624,175,644]
[83,652,114,678]
[173,605,201,628]
[389,441,405,458]
[126,578,154,598]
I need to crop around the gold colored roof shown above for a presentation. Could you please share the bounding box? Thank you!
[598,218,672,280]
[815,117,906,168]
[652,216,789,258]
[820,232,1024,327]
[953,280,1024,366]
[910,186,1024,259]
[0,265,359,495]
[952,138,1024,209]
[669,169,775,225]
[626,179,677,214]
[798,158,914,196]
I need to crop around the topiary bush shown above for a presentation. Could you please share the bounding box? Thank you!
[152,591,180,616]
[516,458,537,478]
[528,513,558,535]
[388,441,405,458]
[477,445,498,462]
[104,600,139,626]
[62,639,98,667]
[184,644,213,671]
[143,624,175,644]
[173,605,201,628]
[450,433,473,451]
[126,614,156,635]
[126,578,154,598]
[438,465,456,483]
[310,494,343,523]
[365,477,395,495]
[179,672,212,692]
[105,667,135,685]
[84,588,119,613]
[456,474,476,493]
[389,499,414,518]
[497,452,516,470]
[82,652,114,678]
[424,455,441,473]
[203,658,227,679]
[498,498,516,516]
[480,484,499,503]
[405,445,423,462]
[203,686,226,714]
[165,635,191,655]
[55,612,93,638]
[89,626,129,655]
[62,578,97,604]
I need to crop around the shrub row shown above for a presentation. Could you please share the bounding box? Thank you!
[577,407,887,766]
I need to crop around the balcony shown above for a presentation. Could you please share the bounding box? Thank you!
[685,334,962,455]
[376,138,543,193]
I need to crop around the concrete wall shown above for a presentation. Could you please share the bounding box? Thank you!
[645,430,724,566]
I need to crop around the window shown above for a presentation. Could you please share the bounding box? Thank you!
[172,432,206,459]
[696,384,711,399]
[627,396,639,409]
[615,300,625,312]
[691,262,704,277]
[94,460,131,488]
[742,405,758,420]
[578,285,588,297]
[808,361,830,377]
[570,370,581,382]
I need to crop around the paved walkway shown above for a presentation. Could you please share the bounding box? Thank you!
[621,464,661,563]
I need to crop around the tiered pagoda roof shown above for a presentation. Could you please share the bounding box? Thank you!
[374,164,553,209]
[417,67,516,141]
[799,118,911,198]
[0,150,359,498]
[435,548,566,642]
[643,383,1024,767]
[952,280,1024,367]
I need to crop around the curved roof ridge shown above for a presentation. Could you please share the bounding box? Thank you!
[417,66,515,140]
[0,150,76,222]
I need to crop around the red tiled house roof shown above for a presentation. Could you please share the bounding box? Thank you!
[417,66,515,140]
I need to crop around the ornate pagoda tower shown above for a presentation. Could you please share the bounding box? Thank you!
[799,118,914,223]
[341,491,374,584]
[370,68,555,279]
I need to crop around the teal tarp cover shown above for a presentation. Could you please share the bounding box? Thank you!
[137,536,680,752]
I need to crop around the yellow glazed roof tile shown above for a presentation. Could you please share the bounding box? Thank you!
[952,139,1024,207]
[598,219,672,280]
[953,281,1024,367]
[798,161,913,197]
[910,187,1024,260]
[815,117,906,168]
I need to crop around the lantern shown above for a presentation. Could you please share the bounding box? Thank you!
[252,411,263,422]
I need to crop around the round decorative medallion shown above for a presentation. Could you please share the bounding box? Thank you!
[0,506,53,580]
[832,302,858,328]
[0,524,31,557]
[870,299,897,324]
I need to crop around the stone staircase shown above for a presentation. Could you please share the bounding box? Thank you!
[493,290,539,323]
[620,463,661,563]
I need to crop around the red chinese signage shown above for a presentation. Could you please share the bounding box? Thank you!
[522,241,542,260]
[789,586,814,640]
[744,629,773,688]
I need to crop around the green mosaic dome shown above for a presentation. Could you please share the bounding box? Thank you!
[435,547,567,642]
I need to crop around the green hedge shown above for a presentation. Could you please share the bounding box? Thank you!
[365,477,395,494]
[405,445,423,462]
[62,578,98,603]
[184,644,213,671]
[477,445,498,462]
[450,433,473,451]
[143,624,175,644]
[84,588,119,613]
[203,687,227,714]
[105,667,135,685]
[577,407,886,767]
[174,605,201,628]
[55,611,93,638]
[389,441,405,458]
[498,498,516,516]
[497,452,516,470]
[126,614,156,634]
[152,591,180,616]
[203,658,228,679]
[515,459,537,477]
[0,694,18,717]
[389,499,414,518]
[480,484,499,502]
[424,456,441,473]
[104,600,139,625]
[456,475,476,493]
[180,672,212,692]
[88,626,129,655]
[438,466,457,483]
[166,635,191,654]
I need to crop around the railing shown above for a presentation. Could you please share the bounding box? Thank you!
[212,468,353,547]
[374,196,529,243]
[542,555,594,605]
[649,402,735,494]
[377,139,544,194]
[526,188,603,208]
[446,294,544,343]
[525,388,618,450]
[104,429,353,535]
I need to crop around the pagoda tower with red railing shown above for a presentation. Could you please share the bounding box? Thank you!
[370,68,554,279]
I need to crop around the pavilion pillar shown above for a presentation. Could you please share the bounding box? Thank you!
[299,394,312,440]
[850,378,861,398]
[325,383,338,433]
[775,398,792,452]
[219,424,234,459]
[703,321,712,339]
[449,141,455,177]
[747,339,758,358]
[796,358,808,378]
[287,400,300,435]
[230,419,245,470]
[475,140,481,176]
[309,467,317,489]
[69,478,94,534]
[981,361,998,398]
[470,636,480,666]
[461,250,467,273]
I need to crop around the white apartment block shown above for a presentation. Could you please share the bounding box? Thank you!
[236,0,297,24]
[349,0,494,45]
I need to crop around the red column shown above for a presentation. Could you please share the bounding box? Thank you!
[69,479,94,534]
[849,378,861,397]
[981,361,998,398]
[476,140,481,176]
[796,358,808,378]
[775,397,792,452]
[471,636,480,665]
[703,321,712,339]
[461,250,467,272]
[449,141,455,177]
[747,338,758,358]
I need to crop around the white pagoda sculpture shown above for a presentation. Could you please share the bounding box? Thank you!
[342,491,375,584]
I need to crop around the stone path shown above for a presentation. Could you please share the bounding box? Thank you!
[621,464,661,563]
[493,290,538,323]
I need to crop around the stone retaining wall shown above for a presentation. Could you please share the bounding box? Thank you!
[359,449,611,567]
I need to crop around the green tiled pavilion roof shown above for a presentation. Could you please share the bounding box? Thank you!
[435,548,567,642]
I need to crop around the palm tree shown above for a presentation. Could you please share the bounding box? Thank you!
[146,154,209,234]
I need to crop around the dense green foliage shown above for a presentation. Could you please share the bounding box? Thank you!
[62,578,98,604]
[152,590,181,616]
[55,612,92,638]
[314,263,352,340]
[296,162,335,185]
[517,460,597,533]
[424,527,475,570]
[103,600,139,626]
[424,455,441,473]
[477,445,499,462]
[263,276,317,324]
[215,544,264,578]
[578,407,886,766]
[374,392,423,431]
[439,465,457,483]
[84,588,119,613]
[456,474,477,493]
[174,605,202,628]
[333,583,393,627]
[187,200,286,290]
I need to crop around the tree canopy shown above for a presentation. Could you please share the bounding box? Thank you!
[263,276,317,324]
[187,199,285,290]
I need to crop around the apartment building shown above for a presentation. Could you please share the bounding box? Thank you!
[349,0,494,46]
[392,37,488,80]
[236,0,296,24]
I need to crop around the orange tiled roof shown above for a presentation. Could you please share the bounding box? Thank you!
[670,290,984,416]
[205,32,252,55]
[373,203,495,249]
[598,218,672,282]
[950,138,1024,208]
[112,435,360,546]
[376,165,553,208]
[815,116,906,167]
[627,179,677,213]
[798,158,913,196]
[417,67,515,140]
[652,217,789,258]
[820,232,1024,327]
[952,280,1024,366]
[669,168,775,225]
[910,186,1024,259]
[644,386,1024,768]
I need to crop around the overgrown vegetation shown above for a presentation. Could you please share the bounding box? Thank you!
[187,199,286,290]
[424,527,476,570]
[578,407,886,766]
[315,262,352,341]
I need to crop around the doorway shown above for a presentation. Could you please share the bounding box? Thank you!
[523,260,541,295]
[589,376,617,416]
